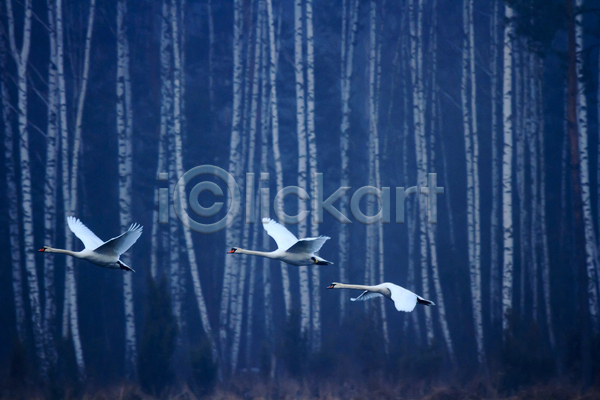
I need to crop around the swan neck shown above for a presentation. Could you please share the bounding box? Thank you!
[45,247,79,257]
[335,283,373,291]
[236,248,274,258]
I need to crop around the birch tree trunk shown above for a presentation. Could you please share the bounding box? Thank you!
[0,26,26,345]
[502,2,514,334]
[574,0,600,331]
[294,0,311,337]
[402,49,422,341]
[170,0,218,363]
[401,0,421,343]
[567,0,592,383]
[207,0,215,116]
[219,0,244,369]
[58,0,73,343]
[489,0,501,326]
[260,10,274,352]
[536,63,555,346]
[266,0,291,319]
[409,0,433,344]
[42,0,60,368]
[528,54,539,322]
[6,0,47,379]
[305,0,322,352]
[64,0,97,380]
[365,0,377,302]
[116,0,137,378]
[162,0,182,335]
[244,2,266,370]
[151,0,173,280]
[232,3,263,371]
[428,0,454,362]
[462,0,484,364]
[338,0,359,322]
[514,44,528,316]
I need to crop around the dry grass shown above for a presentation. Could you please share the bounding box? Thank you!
[1,380,599,400]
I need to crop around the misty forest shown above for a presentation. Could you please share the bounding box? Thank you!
[2,0,600,398]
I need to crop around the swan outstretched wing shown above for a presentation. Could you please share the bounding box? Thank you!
[67,216,104,250]
[262,218,298,251]
[94,223,143,257]
[350,290,383,302]
[286,236,330,254]
[385,283,418,312]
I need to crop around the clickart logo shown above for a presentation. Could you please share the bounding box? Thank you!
[158,165,444,234]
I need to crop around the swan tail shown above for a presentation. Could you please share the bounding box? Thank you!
[417,296,435,306]
[118,261,135,272]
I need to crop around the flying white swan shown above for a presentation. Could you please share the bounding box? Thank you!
[227,218,333,266]
[39,216,142,272]
[327,282,434,312]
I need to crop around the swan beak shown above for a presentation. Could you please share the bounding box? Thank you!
[227,249,235,254]
[38,248,45,252]
[326,284,334,289]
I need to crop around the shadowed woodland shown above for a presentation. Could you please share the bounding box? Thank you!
[2,0,600,398]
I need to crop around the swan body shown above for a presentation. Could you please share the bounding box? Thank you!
[228,218,333,266]
[327,282,434,312]
[39,216,142,272]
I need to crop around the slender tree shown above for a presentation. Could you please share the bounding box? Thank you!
[219,0,244,369]
[427,0,454,362]
[170,0,217,363]
[409,0,434,344]
[266,0,291,319]
[536,63,554,347]
[6,0,47,379]
[0,21,26,345]
[150,0,173,280]
[574,0,599,331]
[42,0,60,368]
[338,0,359,322]
[462,0,484,364]
[116,0,137,378]
[306,0,321,352]
[502,2,514,334]
[489,0,501,326]
[294,0,311,337]
[566,0,591,383]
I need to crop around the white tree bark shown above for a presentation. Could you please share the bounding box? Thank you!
[0,28,26,345]
[232,4,263,371]
[338,0,359,322]
[489,0,501,325]
[66,0,96,380]
[409,0,433,344]
[117,0,137,378]
[170,0,218,362]
[294,0,311,337]
[266,0,291,320]
[528,54,539,322]
[502,2,514,334]
[259,10,274,350]
[427,0,454,362]
[575,0,600,330]
[150,0,172,280]
[536,66,555,347]
[162,0,182,335]
[42,0,60,368]
[6,0,47,379]
[514,44,528,316]
[219,0,244,368]
[403,123,422,343]
[462,0,484,364]
[207,0,215,115]
[306,0,322,352]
